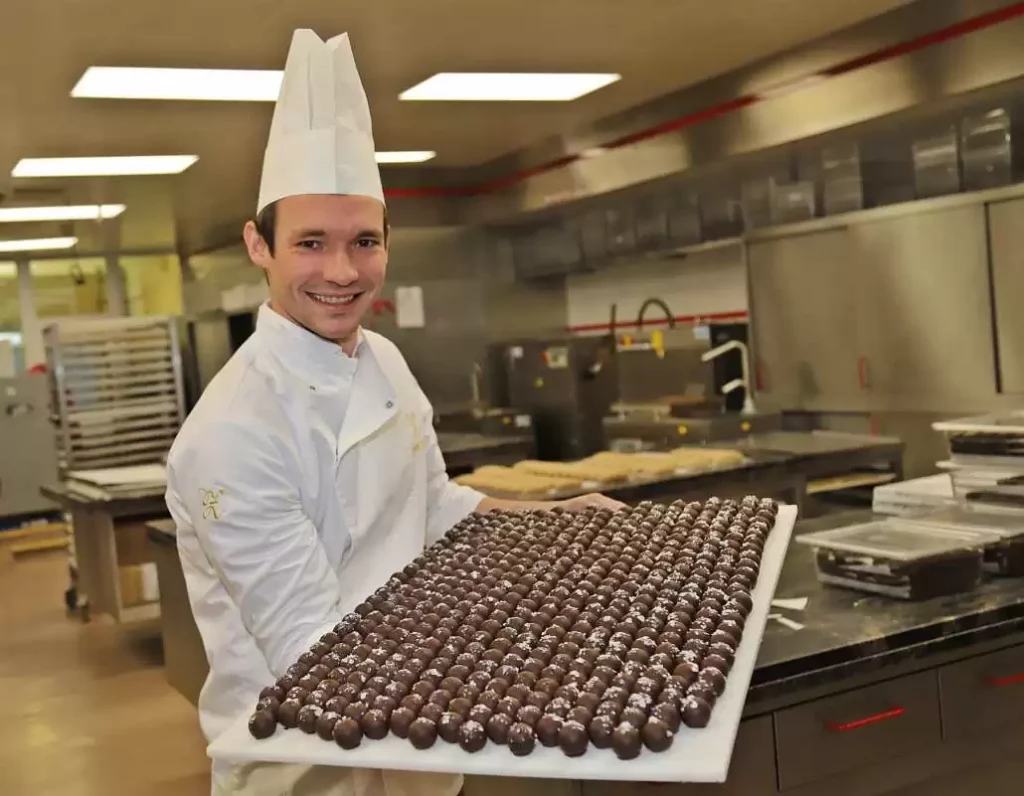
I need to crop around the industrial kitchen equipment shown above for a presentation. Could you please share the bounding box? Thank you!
[44,315,187,473]
[0,373,61,520]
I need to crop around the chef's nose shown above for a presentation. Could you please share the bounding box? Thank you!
[322,248,359,285]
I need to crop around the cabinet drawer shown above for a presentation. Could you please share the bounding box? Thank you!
[939,644,1024,741]
[582,716,776,796]
[775,672,941,790]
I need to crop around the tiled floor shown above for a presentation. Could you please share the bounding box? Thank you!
[0,550,210,795]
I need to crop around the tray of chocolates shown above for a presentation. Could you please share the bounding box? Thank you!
[209,498,798,782]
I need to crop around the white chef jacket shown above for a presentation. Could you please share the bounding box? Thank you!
[165,303,483,795]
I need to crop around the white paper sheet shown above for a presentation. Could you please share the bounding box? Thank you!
[395,286,425,329]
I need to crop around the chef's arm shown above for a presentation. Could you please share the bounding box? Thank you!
[166,424,342,677]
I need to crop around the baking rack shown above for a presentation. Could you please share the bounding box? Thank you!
[43,315,186,473]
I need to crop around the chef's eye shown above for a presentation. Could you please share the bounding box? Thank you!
[354,237,380,249]
[297,239,323,250]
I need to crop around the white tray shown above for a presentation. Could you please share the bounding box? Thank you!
[208,505,798,783]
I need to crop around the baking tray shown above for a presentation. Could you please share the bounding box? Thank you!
[207,505,798,783]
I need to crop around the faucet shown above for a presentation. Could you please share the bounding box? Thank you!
[701,340,756,416]
[636,298,676,332]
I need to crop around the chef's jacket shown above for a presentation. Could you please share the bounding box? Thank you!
[165,303,483,795]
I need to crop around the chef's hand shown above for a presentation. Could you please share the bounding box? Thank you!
[556,493,627,512]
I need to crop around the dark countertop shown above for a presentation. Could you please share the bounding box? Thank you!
[748,510,1024,707]
[727,430,903,459]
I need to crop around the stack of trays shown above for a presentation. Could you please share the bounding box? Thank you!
[933,413,1024,511]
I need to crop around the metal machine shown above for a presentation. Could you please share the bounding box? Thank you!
[498,336,618,461]
[0,374,60,520]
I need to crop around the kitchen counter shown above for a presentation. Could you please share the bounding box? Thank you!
[750,510,1024,711]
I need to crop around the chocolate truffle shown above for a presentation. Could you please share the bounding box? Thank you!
[486,713,514,744]
[682,697,712,728]
[408,717,439,750]
[438,712,464,743]
[248,709,276,739]
[458,720,488,753]
[389,707,416,739]
[277,699,302,729]
[332,717,364,749]
[559,720,589,757]
[508,723,536,756]
[611,722,642,760]
[642,718,674,752]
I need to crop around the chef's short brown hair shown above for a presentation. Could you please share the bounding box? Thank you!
[254,200,390,256]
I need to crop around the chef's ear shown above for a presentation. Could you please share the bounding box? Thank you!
[244,220,273,270]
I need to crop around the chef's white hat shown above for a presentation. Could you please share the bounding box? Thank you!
[257,29,384,213]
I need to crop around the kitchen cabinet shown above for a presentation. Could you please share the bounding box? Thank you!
[749,205,997,412]
[847,205,995,407]
[747,229,863,409]
[987,196,1024,395]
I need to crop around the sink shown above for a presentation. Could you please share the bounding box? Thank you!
[603,411,783,447]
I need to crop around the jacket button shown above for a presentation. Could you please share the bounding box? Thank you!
[386,400,394,409]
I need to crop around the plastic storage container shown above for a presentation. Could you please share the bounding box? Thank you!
[796,520,996,600]
[902,506,1024,577]
[933,412,1024,464]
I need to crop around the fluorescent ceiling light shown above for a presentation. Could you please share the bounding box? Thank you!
[400,72,621,101]
[0,236,78,252]
[0,204,126,223]
[12,156,198,178]
[72,66,283,102]
[374,151,436,164]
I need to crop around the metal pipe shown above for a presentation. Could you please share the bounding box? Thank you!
[636,298,676,331]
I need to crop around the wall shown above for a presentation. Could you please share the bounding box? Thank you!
[565,246,748,333]
[123,255,184,317]
[0,259,109,328]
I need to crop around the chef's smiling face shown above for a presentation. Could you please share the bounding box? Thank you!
[244,193,388,354]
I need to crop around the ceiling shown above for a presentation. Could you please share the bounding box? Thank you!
[0,0,915,253]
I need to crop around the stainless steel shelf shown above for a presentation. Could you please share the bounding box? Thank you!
[44,316,186,473]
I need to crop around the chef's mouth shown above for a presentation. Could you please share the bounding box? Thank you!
[306,291,363,307]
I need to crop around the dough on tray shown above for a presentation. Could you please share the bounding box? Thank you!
[513,458,633,483]
[454,465,580,495]
[668,447,747,470]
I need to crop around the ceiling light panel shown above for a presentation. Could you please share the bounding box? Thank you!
[400,72,621,101]
[374,151,436,164]
[0,236,78,252]
[12,156,198,178]
[0,204,125,223]
[72,66,283,102]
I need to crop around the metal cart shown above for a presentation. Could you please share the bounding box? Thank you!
[42,315,186,621]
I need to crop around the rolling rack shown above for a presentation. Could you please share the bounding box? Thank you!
[43,315,186,621]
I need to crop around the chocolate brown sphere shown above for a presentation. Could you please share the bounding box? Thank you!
[248,709,276,739]
[611,722,642,760]
[332,716,363,749]
[508,722,536,756]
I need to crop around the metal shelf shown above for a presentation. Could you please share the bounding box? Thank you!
[44,315,186,473]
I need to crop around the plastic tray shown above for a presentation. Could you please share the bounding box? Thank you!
[901,506,1024,576]
[796,520,995,600]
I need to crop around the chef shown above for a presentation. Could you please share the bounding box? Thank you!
[165,29,623,796]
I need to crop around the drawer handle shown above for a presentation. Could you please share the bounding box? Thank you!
[827,707,905,732]
[986,673,1024,687]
